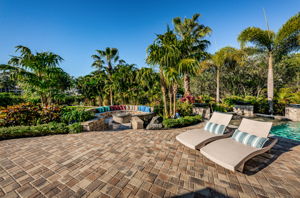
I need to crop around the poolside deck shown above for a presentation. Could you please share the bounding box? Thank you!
[0,124,300,198]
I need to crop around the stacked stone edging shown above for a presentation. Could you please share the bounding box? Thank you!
[233,105,254,117]
[285,106,300,121]
[192,107,211,119]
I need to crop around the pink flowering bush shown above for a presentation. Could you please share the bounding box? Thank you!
[179,95,195,103]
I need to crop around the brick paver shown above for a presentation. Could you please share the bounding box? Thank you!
[0,123,300,197]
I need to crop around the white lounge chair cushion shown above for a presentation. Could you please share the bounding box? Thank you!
[238,118,272,138]
[176,129,220,150]
[200,138,260,171]
[209,112,233,126]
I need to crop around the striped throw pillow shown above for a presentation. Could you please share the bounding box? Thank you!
[232,129,268,148]
[204,122,226,135]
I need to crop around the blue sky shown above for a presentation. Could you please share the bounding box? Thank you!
[0,0,299,77]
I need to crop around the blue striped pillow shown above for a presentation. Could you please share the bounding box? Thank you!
[232,129,268,148]
[204,122,226,135]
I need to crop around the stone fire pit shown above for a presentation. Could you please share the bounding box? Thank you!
[112,112,132,123]
[82,105,155,131]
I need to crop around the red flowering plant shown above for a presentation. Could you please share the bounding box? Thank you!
[179,95,195,104]
[0,103,62,127]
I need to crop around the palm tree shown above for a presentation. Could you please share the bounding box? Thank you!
[91,47,120,105]
[0,45,70,106]
[173,13,211,96]
[147,29,181,117]
[111,63,137,104]
[164,66,180,117]
[201,47,244,103]
[238,12,300,114]
[136,68,161,105]
[76,74,100,106]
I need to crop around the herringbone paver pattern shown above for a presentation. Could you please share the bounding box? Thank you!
[0,123,300,198]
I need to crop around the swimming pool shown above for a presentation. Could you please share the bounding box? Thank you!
[229,116,300,141]
[271,122,300,141]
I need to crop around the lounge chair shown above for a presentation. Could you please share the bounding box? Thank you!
[200,118,278,172]
[176,112,233,150]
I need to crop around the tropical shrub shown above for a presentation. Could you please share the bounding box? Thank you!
[60,108,94,124]
[68,122,83,133]
[177,101,194,116]
[212,103,233,112]
[54,95,85,105]
[38,105,62,124]
[63,106,91,111]
[163,115,202,128]
[223,95,246,106]
[195,95,215,104]
[0,122,69,140]
[25,96,41,105]
[0,103,62,127]
[153,104,164,117]
[0,93,25,107]
[222,96,269,113]
[276,88,300,104]
[180,95,195,103]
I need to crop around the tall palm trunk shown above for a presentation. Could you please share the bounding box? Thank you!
[183,73,191,96]
[267,52,274,114]
[161,86,168,117]
[160,69,168,117]
[41,94,47,107]
[109,88,113,105]
[98,95,102,106]
[296,73,300,92]
[168,86,173,117]
[216,66,220,103]
[173,83,178,117]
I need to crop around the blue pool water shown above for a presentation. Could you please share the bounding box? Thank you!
[271,122,300,141]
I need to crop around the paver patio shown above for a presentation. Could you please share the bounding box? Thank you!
[0,123,300,198]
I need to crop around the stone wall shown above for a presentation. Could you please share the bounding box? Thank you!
[285,106,300,121]
[82,110,155,131]
[192,107,211,119]
[81,117,110,131]
[132,112,155,122]
[233,105,254,117]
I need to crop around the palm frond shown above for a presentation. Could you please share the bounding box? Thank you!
[15,45,32,55]
[276,12,300,44]
[238,27,275,51]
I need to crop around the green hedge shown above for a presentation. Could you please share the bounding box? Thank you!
[60,108,94,124]
[163,115,203,128]
[67,122,83,133]
[0,104,94,127]
[0,93,25,107]
[0,122,83,140]
[222,95,286,114]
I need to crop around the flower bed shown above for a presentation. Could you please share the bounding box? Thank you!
[162,115,203,128]
[0,103,94,127]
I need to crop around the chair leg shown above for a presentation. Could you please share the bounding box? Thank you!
[236,163,245,173]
